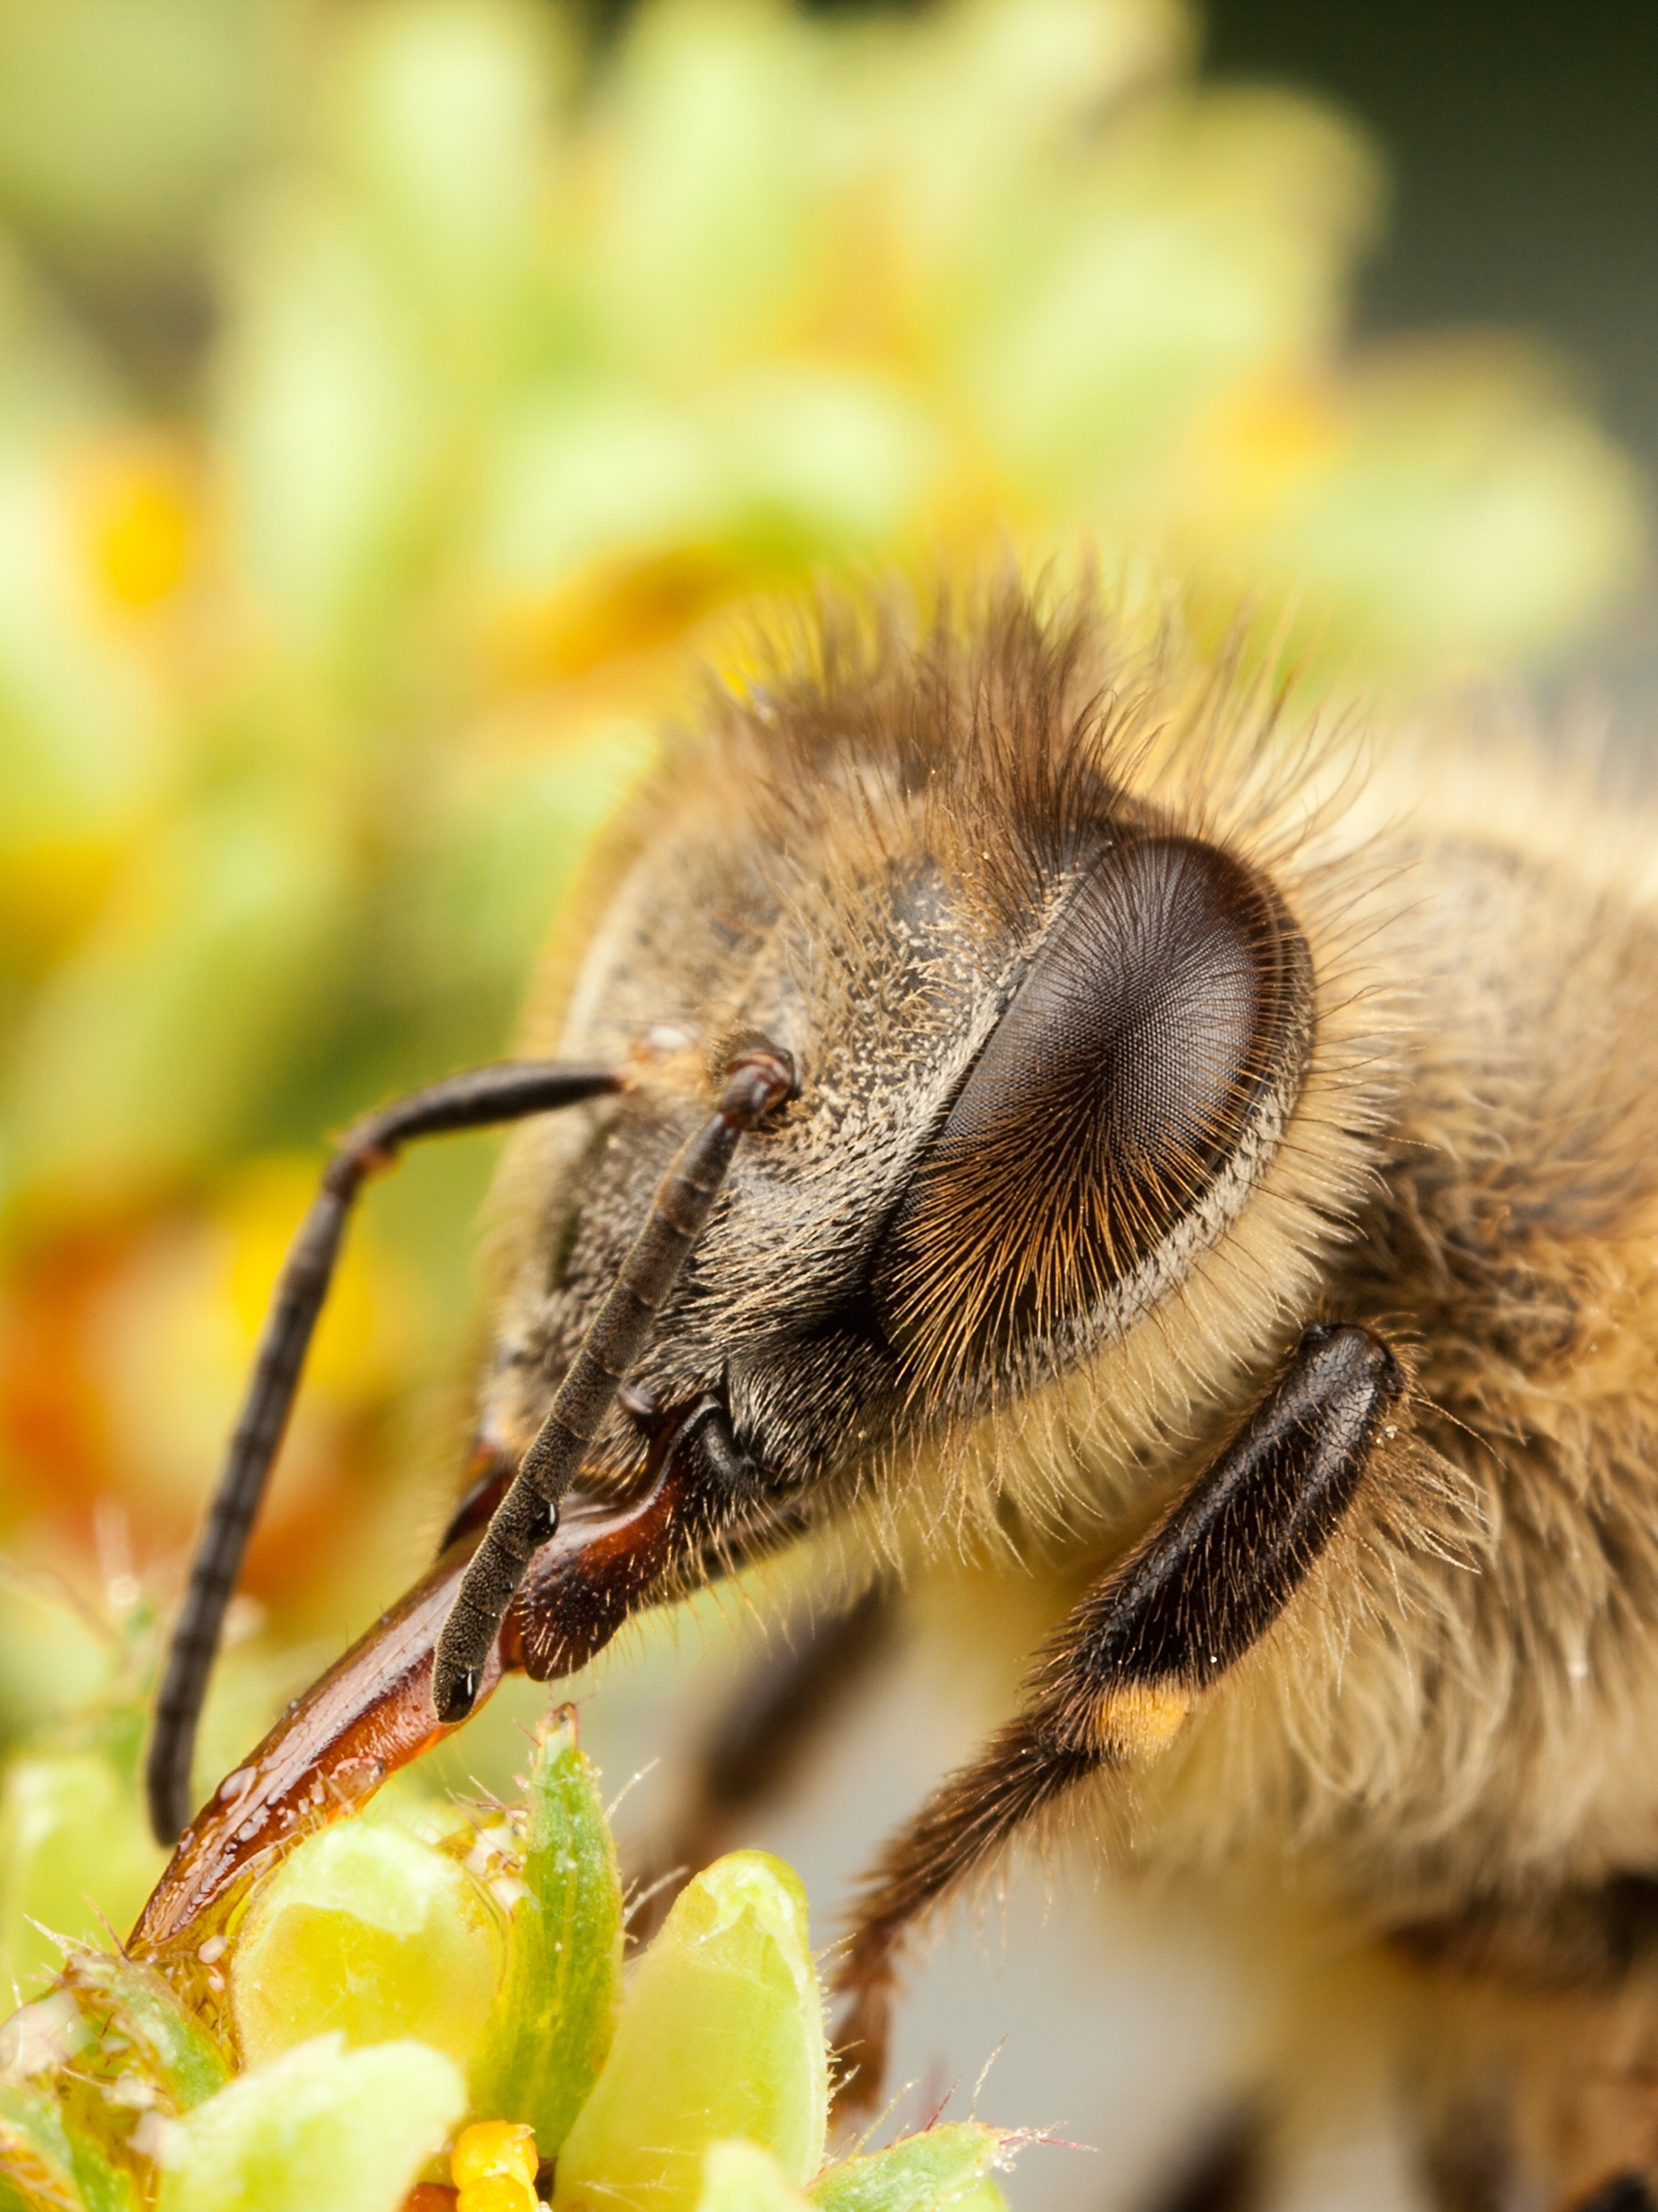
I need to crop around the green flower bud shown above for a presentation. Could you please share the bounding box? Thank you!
[227,1823,503,2072]
[554,1853,827,2212]
[471,1714,622,2154]
[155,2035,464,2212]
[62,1952,229,2113]
[933,2185,1008,2212]
[697,2141,810,2212]
[810,2124,1015,2212]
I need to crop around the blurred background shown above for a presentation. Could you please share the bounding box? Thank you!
[0,0,1648,2201]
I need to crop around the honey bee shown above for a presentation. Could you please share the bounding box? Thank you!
[136,574,1658,2212]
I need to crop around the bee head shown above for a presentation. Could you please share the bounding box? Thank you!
[482,587,1327,1557]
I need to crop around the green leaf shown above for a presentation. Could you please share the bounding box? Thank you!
[554,1852,827,2212]
[62,1951,229,2113]
[227,1822,504,2073]
[155,2035,465,2212]
[810,2125,1014,2212]
[471,1712,622,2151]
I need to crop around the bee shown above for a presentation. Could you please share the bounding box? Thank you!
[134,574,1658,2212]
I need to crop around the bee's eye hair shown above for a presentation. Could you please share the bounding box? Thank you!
[870,833,1312,1380]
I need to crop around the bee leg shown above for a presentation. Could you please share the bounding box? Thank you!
[694,1580,895,1838]
[829,1321,1405,2117]
[146,1058,625,1848]
[1395,1881,1658,2212]
[630,1580,897,1938]
[1566,2180,1658,2212]
[1145,2109,1265,2212]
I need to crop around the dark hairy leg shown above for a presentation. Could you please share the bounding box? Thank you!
[829,1321,1405,2116]
[627,1580,897,1941]
[1145,2111,1266,2212]
[695,1581,896,1827]
[1393,1873,1658,1992]
[146,1059,624,1846]
[1418,2079,1658,2212]
[1570,2180,1658,2212]
[1396,1879,1658,2212]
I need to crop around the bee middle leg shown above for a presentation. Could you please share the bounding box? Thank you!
[693,1580,895,1833]
[1396,1880,1658,2212]
[830,1321,1405,2114]
[627,1578,898,1938]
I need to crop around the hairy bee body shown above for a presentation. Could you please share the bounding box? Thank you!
[465,585,1658,2206]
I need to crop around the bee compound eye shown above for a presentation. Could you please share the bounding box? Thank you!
[868,834,1312,1376]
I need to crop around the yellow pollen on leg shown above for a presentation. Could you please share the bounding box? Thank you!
[1091,1681,1192,1759]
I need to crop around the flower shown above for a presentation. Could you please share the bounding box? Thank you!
[0,1710,1028,2212]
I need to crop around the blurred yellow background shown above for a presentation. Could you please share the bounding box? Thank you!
[0,0,1646,1986]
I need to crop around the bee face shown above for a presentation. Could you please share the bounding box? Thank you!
[483,593,1326,1533]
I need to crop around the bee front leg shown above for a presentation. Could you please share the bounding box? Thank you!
[830,1321,1405,2117]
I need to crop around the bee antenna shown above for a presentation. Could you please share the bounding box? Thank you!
[432,1040,797,1725]
[144,1060,626,1849]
